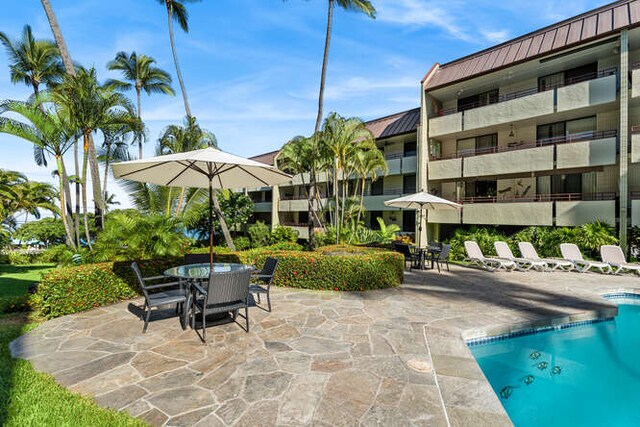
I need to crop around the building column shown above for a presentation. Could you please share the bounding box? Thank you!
[620,29,629,250]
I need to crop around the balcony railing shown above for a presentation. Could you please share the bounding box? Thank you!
[430,129,617,161]
[454,192,616,204]
[439,67,617,116]
[385,152,417,160]
[364,188,412,197]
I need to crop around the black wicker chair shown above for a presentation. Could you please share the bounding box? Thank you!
[131,262,187,333]
[191,268,253,342]
[250,257,279,312]
[394,243,421,270]
[185,253,211,265]
[429,243,451,273]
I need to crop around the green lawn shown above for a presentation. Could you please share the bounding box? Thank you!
[0,264,55,299]
[0,264,147,426]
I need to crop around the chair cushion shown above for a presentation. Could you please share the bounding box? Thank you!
[148,290,187,307]
[249,284,268,293]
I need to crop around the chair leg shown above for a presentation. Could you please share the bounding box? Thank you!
[256,293,261,304]
[245,307,249,332]
[446,261,450,272]
[437,261,441,273]
[266,291,272,312]
[202,309,206,343]
[143,305,151,333]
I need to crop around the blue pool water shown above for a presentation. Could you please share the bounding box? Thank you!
[470,298,640,426]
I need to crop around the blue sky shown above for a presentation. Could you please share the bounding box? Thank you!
[0,0,608,212]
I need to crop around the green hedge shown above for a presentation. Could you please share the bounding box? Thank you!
[37,264,138,319]
[34,245,403,319]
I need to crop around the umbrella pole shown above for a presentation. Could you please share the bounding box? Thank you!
[209,179,214,267]
[418,207,423,248]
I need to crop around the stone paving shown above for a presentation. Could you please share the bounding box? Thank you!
[10,265,640,426]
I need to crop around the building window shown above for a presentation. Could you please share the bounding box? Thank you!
[369,211,383,229]
[538,62,597,91]
[456,133,497,156]
[552,174,582,195]
[402,210,415,232]
[404,141,417,157]
[403,174,416,194]
[465,180,497,199]
[457,89,498,112]
[537,116,596,141]
[370,179,384,196]
[299,211,309,225]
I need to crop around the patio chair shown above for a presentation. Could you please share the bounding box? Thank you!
[250,257,279,312]
[131,262,188,333]
[494,241,547,271]
[518,242,574,271]
[464,241,516,272]
[600,245,640,275]
[428,243,451,273]
[560,243,613,274]
[185,253,211,265]
[394,243,422,270]
[191,268,253,342]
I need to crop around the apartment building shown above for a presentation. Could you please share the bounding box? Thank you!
[250,0,640,246]
[247,108,420,239]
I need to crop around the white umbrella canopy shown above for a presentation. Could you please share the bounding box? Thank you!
[384,191,461,247]
[112,147,291,189]
[112,147,292,263]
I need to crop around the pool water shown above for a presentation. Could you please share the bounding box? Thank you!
[470,300,640,426]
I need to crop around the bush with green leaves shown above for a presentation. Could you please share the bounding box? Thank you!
[89,212,191,262]
[13,218,66,246]
[447,226,510,261]
[248,221,271,248]
[270,225,299,244]
[233,236,251,251]
[36,263,138,319]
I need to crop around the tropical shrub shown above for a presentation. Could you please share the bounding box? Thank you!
[89,212,191,262]
[13,218,66,246]
[447,226,510,261]
[270,225,299,244]
[233,236,251,251]
[248,221,270,248]
[6,250,38,265]
[0,294,32,314]
[262,242,303,251]
[36,263,138,319]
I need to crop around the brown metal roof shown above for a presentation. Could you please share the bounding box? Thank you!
[249,108,421,163]
[425,0,640,90]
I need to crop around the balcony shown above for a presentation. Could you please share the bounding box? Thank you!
[428,130,617,179]
[426,193,616,226]
[385,153,417,175]
[632,193,640,226]
[363,188,408,211]
[632,127,640,163]
[428,68,617,137]
[253,202,272,213]
[633,64,640,98]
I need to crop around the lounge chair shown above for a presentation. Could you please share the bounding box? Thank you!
[600,245,640,275]
[560,243,613,274]
[464,241,516,272]
[494,241,547,271]
[518,242,574,271]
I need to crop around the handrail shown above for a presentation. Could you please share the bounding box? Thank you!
[363,188,406,197]
[385,152,417,160]
[455,192,617,204]
[430,129,617,161]
[439,67,617,116]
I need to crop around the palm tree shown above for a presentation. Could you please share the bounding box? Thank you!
[155,0,199,118]
[352,145,387,224]
[106,51,175,159]
[51,67,137,236]
[11,180,59,224]
[40,0,76,77]
[0,100,76,247]
[98,124,134,205]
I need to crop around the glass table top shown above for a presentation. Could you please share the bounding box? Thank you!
[164,263,252,279]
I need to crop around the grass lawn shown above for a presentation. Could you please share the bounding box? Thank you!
[0,263,147,426]
[0,264,55,299]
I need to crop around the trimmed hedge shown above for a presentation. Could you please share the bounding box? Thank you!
[37,264,138,319]
[35,245,403,319]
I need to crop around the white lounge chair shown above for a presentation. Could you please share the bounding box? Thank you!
[560,243,613,274]
[464,241,516,272]
[518,242,574,272]
[494,241,547,271]
[600,245,640,275]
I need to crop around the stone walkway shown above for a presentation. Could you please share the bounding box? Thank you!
[10,266,640,426]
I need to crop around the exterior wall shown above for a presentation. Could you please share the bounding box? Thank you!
[428,112,462,137]
[632,200,640,226]
[555,201,616,226]
[462,203,553,226]
[556,137,617,169]
[278,199,308,212]
[254,202,272,213]
[363,195,397,211]
[463,146,554,178]
[632,68,640,98]
[632,132,640,163]
[428,158,462,180]
[556,74,617,112]
[463,91,555,131]
[428,209,461,224]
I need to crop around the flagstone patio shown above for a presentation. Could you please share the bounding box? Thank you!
[10,266,640,426]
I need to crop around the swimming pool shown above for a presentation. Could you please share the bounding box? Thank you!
[469,295,640,426]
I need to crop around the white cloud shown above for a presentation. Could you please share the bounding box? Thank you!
[480,29,510,43]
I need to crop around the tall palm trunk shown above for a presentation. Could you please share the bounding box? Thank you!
[166,3,192,118]
[136,85,143,159]
[103,142,111,207]
[334,159,340,244]
[74,135,80,247]
[316,0,334,133]
[357,177,366,225]
[87,134,104,229]
[40,0,75,77]
[55,155,76,249]
[212,192,235,251]
[81,131,92,249]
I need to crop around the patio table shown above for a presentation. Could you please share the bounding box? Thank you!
[415,246,442,270]
[164,263,254,325]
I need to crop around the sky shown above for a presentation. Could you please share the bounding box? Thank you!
[0,0,609,216]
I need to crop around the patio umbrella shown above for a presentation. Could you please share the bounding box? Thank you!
[384,191,461,247]
[112,147,291,263]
